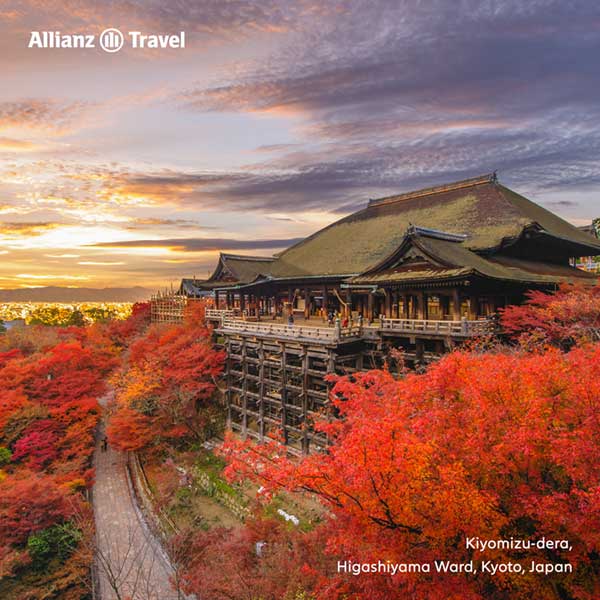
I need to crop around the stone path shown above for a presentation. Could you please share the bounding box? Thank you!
[93,401,181,600]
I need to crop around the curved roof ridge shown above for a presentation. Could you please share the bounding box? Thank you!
[220,252,275,262]
[368,172,497,208]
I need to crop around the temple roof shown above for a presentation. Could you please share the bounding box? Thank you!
[268,174,600,279]
[179,253,274,296]
[208,253,274,283]
[348,228,597,287]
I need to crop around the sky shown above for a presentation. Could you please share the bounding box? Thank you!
[0,0,599,290]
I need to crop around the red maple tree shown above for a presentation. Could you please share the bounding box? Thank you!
[500,282,600,349]
[107,302,225,451]
[222,345,600,599]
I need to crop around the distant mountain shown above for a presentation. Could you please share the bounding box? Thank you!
[0,286,153,303]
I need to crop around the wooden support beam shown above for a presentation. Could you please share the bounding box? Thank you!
[469,296,478,320]
[302,347,309,454]
[416,291,424,319]
[280,343,288,445]
[258,340,265,441]
[367,293,374,322]
[241,338,248,437]
[304,287,310,319]
[452,288,461,320]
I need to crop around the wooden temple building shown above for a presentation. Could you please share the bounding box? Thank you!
[153,173,600,454]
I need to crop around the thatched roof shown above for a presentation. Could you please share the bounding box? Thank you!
[268,174,600,279]
[208,253,274,283]
[179,253,274,296]
[349,228,597,287]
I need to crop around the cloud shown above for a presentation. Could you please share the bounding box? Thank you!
[173,0,600,200]
[125,217,208,229]
[0,0,331,41]
[0,221,63,236]
[89,237,303,252]
[0,137,39,151]
[0,99,91,134]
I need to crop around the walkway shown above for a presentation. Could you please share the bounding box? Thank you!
[93,399,181,600]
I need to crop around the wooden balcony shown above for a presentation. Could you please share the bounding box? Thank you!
[215,315,491,343]
[379,317,491,337]
[217,317,361,344]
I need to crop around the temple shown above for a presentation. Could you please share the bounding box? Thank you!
[153,173,600,453]
[208,173,598,321]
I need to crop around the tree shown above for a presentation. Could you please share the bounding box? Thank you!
[222,346,600,600]
[0,472,79,548]
[107,302,225,451]
[500,283,600,349]
[176,518,334,600]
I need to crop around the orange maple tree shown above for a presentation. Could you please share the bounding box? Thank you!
[107,301,225,451]
[221,345,600,600]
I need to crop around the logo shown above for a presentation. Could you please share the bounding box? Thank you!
[99,28,124,53]
[28,29,186,51]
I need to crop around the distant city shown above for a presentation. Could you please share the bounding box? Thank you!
[0,302,134,327]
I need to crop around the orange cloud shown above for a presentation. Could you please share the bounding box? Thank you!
[0,137,39,151]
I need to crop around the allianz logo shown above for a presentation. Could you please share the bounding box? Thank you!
[28,29,186,52]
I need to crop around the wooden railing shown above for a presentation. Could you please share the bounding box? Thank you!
[379,317,490,336]
[218,318,361,343]
[217,316,491,342]
[205,308,237,321]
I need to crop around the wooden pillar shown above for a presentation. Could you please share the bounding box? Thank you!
[301,347,309,455]
[345,290,352,318]
[240,292,246,312]
[258,340,265,441]
[367,293,374,322]
[452,288,462,321]
[225,337,232,429]
[469,296,478,320]
[322,285,328,312]
[241,338,248,437]
[304,287,310,319]
[404,294,410,318]
[281,343,288,445]
[416,291,424,319]
[215,290,220,309]
[385,291,392,318]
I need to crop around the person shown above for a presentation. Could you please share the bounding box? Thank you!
[101,436,108,452]
[342,315,349,328]
[288,312,294,326]
[327,310,335,326]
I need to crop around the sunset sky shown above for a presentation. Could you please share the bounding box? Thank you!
[1,0,599,289]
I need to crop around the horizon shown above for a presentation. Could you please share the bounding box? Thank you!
[1,1,600,289]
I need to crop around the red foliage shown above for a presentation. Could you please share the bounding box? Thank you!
[106,301,151,346]
[222,346,600,600]
[106,406,155,452]
[0,472,79,546]
[177,517,336,600]
[500,283,600,348]
[107,301,225,451]
[11,419,60,470]
[0,306,151,590]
